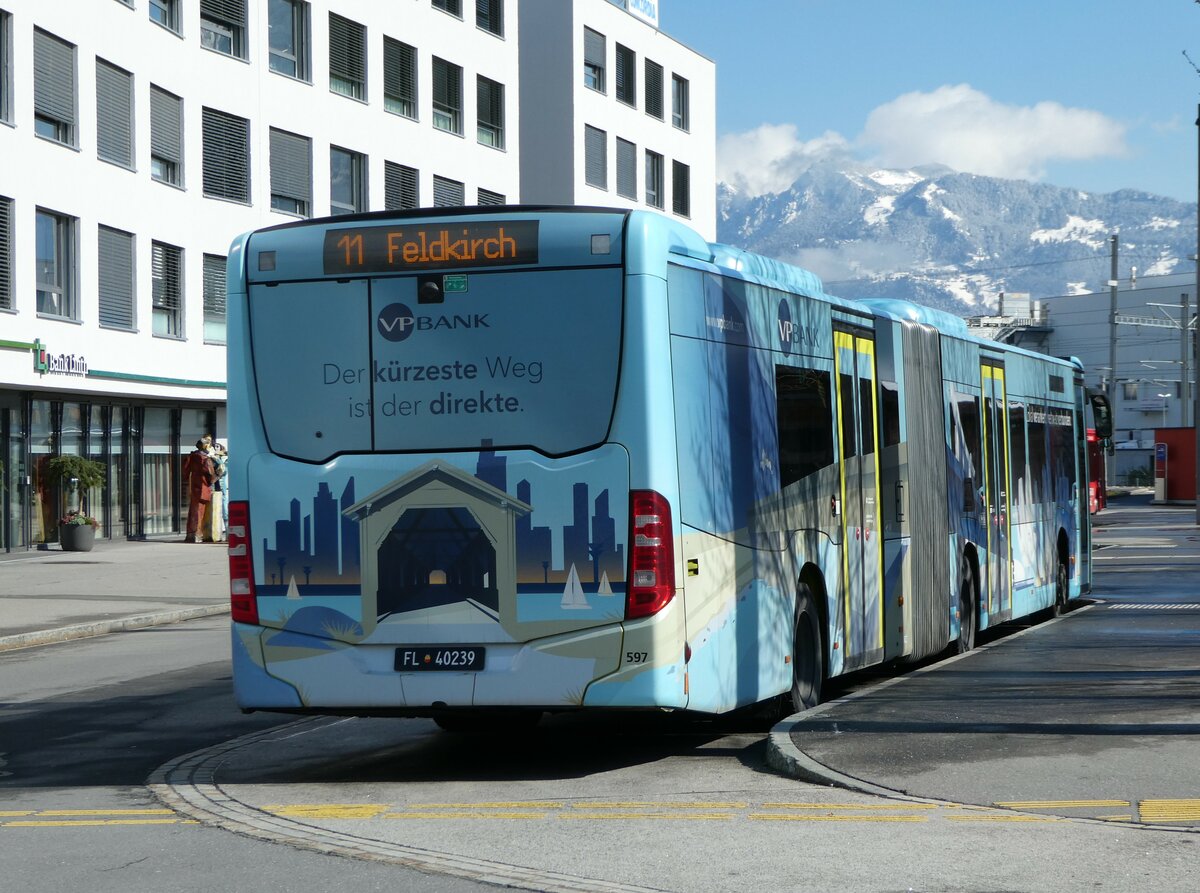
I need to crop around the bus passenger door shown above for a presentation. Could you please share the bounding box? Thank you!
[835,327,884,670]
[980,362,1012,622]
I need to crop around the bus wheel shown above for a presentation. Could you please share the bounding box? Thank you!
[1052,558,1069,617]
[956,560,976,653]
[790,584,824,712]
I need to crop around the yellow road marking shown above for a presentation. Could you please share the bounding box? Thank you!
[995,800,1130,809]
[408,802,564,810]
[5,819,186,827]
[1139,800,1200,822]
[385,812,547,820]
[948,815,1061,823]
[266,805,389,820]
[35,809,176,816]
[749,814,926,823]
[562,812,732,821]
[762,802,936,810]
[0,811,34,817]
[569,802,747,810]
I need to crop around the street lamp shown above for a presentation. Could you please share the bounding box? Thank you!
[1157,393,1171,429]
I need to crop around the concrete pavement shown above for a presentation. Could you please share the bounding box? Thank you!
[0,538,229,652]
[768,494,1200,826]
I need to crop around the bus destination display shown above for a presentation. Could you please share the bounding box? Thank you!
[323,220,539,274]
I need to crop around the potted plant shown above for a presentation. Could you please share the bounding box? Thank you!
[59,509,100,552]
[47,455,105,552]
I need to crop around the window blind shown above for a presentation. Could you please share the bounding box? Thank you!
[202,107,250,202]
[384,162,418,210]
[34,29,75,126]
[150,86,182,164]
[432,175,464,207]
[98,225,135,329]
[269,128,312,203]
[96,59,133,166]
[329,13,366,96]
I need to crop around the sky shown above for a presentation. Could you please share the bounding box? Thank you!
[659,0,1200,203]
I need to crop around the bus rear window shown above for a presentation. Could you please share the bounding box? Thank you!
[249,268,623,460]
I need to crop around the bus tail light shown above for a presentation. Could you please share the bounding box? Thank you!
[227,500,258,625]
[626,490,675,620]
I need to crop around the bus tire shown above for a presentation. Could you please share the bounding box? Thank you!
[956,559,976,653]
[1052,557,1069,617]
[790,583,824,713]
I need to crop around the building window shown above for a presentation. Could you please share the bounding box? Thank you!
[0,195,12,312]
[1123,381,1138,401]
[384,161,419,210]
[269,0,309,80]
[96,59,134,169]
[151,240,183,338]
[203,253,227,344]
[477,188,504,206]
[616,138,636,200]
[476,76,504,149]
[432,57,462,135]
[672,160,691,217]
[644,59,663,120]
[150,85,183,186]
[150,0,180,32]
[615,44,636,106]
[329,13,366,100]
[202,107,251,203]
[672,74,689,130]
[1,10,11,125]
[35,209,77,319]
[200,0,247,59]
[645,150,663,209]
[98,225,135,330]
[583,28,605,93]
[383,37,417,118]
[330,146,366,215]
[433,175,464,207]
[269,127,312,217]
[33,29,76,146]
[433,0,462,16]
[476,0,502,36]
[584,125,607,190]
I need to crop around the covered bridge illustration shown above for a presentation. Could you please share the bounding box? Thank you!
[342,461,532,635]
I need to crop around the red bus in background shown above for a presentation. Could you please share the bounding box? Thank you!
[1087,429,1106,514]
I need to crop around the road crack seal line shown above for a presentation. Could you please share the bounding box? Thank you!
[148,717,670,893]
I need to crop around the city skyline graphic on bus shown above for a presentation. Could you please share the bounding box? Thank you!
[257,442,627,627]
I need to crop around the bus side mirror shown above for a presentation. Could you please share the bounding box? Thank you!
[1088,393,1113,440]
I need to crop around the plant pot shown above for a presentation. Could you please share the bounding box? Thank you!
[59,524,96,552]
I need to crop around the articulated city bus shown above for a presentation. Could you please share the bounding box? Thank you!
[226,206,1109,725]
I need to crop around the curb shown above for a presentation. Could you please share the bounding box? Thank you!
[0,604,231,653]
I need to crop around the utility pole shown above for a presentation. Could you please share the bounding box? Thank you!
[1182,293,1191,427]
[1108,233,1119,490]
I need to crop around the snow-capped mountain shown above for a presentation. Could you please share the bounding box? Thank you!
[716,161,1197,315]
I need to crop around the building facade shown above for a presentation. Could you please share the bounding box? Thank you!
[969,274,1197,483]
[517,0,716,239]
[0,0,714,551]
[0,0,523,549]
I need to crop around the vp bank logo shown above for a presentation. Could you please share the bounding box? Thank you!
[377,303,416,342]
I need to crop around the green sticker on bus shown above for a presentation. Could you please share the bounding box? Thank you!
[443,274,468,293]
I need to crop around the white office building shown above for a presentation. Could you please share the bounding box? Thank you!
[0,0,715,551]
[518,0,716,239]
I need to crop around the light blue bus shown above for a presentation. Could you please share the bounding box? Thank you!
[227,207,1109,724]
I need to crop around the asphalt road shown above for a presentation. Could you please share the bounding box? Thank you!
[780,497,1200,824]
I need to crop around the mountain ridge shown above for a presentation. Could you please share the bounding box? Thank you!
[716,161,1197,315]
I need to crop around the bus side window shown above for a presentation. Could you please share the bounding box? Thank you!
[1028,404,1047,503]
[1009,402,1027,508]
[775,366,835,488]
[880,381,901,448]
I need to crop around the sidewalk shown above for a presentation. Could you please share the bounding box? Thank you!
[0,538,230,652]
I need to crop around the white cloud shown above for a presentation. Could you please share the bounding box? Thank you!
[717,85,1129,198]
[859,84,1128,180]
[716,124,850,196]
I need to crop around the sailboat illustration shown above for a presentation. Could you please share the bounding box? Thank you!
[286,575,302,600]
[560,563,590,609]
[597,571,614,596]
